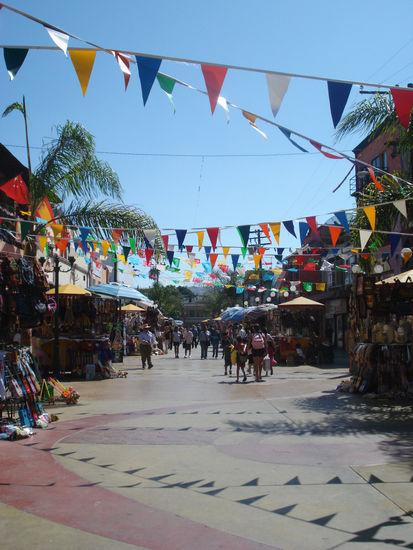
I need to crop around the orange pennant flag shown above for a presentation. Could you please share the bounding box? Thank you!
[56,238,69,255]
[209,253,218,270]
[69,49,97,96]
[367,167,384,191]
[196,231,204,251]
[222,247,230,260]
[259,223,271,242]
[329,226,342,247]
[269,222,281,244]
[38,236,47,252]
[258,247,266,257]
[51,224,63,240]
[35,196,54,222]
[112,229,123,245]
[253,254,261,270]
[101,240,110,258]
[363,206,376,231]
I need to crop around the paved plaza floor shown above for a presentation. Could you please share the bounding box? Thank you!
[1,351,413,549]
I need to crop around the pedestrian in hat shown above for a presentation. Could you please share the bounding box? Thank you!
[138,325,155,369]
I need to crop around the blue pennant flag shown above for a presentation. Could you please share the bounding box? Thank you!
[334,211,350,234]
[236,286,244,294]
[283,220,296,238]
[279,127,308,153]
[175,229,187,251]
[299,222,309,246]
[135,56,162,105]
[166,250,174,266]
[277,248,285,255]
[202,261,212,273]
[390,234,401,256]
[231,254,240,271]
[237,225,250,248]
[204,246,211,260]
[328,81,352,128]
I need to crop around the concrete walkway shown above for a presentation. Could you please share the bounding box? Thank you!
[1,351,413,549]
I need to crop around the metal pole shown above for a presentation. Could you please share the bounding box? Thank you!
[53,255,60,377]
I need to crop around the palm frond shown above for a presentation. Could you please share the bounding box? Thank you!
[2,101,24,118]
[35,121,122,201]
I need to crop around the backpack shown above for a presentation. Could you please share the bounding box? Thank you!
[251,333,265,350]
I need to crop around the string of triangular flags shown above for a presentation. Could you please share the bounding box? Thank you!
[1,3,413,186]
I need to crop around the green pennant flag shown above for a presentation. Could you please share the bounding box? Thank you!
[241,247,247,259]
[112,255,118,263]
[173,280,179,284]
[111,242,116,253]
[303,282,313,291]
[173,257,180,268]
[122,245,131,259]
[129,238,137,255]
[45,242,50,256]
[119,268,124,273]
[20,221,31,241]
[157,74,176,112]
[336,266,347,272]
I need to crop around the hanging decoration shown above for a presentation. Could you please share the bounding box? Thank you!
[242,111,268,140]
[135,55,162,105]
[45,26,69,56]
[206,227,219,251]
[390,88,413,130]
[327,81,352,128]
[201,64,228,115]
[3,47,28,80]
[0,175,30,204]
[237,225,250,248]
[113,51,131,90]
[69,49,96,96]
[266,73,291,118]
[363,206,376,231]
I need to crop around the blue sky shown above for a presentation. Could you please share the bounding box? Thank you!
[0,1,412,286]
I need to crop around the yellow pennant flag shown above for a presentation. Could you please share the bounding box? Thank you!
[101,240,110,258]
[119,254,127,265]
[69,49,97,96]
[38,236,47,252]
[316,283,326,291]
[253,254,261,270]
[249,273,259,280]
[269,222,281,244]
[363,206,376,231]
[197,231,204,251]
[222,247,230,259]
[92,241,97,251]
[51,224,63,240]
[184,270,193,279]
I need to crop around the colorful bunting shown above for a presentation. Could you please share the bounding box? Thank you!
[44,26,69,56]
[175,229,187,250]
[4,48,29,80]
[299,221,309,246]
[38,235,47,253]
[161,235,169,251]
[259,223,271,242]
[143,229,157,248]
[201,65,228,115]
[367,167,384,191]
[359,229,372,250]
[206,227,219,251]
[101,240,110,258]
[166,250,174,266]
[69,49,96,96]
[390,234,401,256]
[122,245,131,260]
[242,111,268,140]
[279,127,308,152]
[253,254,261,270]
[51,224,63,240]
[196,231,204,251]
[334,211,350,233]
[20,220,31,241]
[145,248,154,264]
[136,56,162,105]
[394,199,407,219]
[157,74,176,112]
[223,246,230,260]
[283,220,296,238]
[327,81,352,128]
[310,140,344,159]
[204,245,211,260]
[241,247,247,259]
[113,51,131,90]
[112,228,123,245]
[35,197,54,222]
[231,254,240,271]
[306,216,318,235]
[209,253,218,270]
[363,206,376,231]
[303,282,313,292]
[316,283,326,291]
[129,238,137,255]
[329,226,342,247]
[0,175,30,204]
[56,238,69,255]
[266,74,291,118]
[391,88,413,130]
[237,225,250,248]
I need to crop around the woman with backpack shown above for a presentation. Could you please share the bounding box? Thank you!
[248,325,267,382]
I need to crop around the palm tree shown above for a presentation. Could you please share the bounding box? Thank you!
[3,100,160,255]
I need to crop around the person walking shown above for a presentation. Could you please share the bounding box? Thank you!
[172,326,182,358]
[248,325,267,382]
[210,328,220,359]
[138,325,155,369]
[221,331,232,375]
[234,336,248,382]
[192,325,199,349]
[199,325,209,359]
[183,327,193,358]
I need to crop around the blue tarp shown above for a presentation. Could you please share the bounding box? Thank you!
[86,282,152,302]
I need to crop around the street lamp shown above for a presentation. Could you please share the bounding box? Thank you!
[39,255,76,376]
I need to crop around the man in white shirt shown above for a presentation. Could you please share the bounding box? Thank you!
[138,325,156,369]
[183,328,194,358]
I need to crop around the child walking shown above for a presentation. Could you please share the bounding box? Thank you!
[235,336,247,382]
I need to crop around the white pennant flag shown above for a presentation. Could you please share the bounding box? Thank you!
[112,51,131,90]
[217,96,230,124]
[359,229,372,250]
[143,229,157,247]
[266,73,291,118]
[44,26,69,56]
[394,199,407,219]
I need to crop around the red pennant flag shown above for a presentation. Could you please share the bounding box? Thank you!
[296,256,304,266]
[137,250,145,258]
[0,175,30,204]
[113,51,131,90]
[145,249,154,263]
[161,235,169,250]
[258,247,266,257]
[391,88,413,130]
[310,140,344,159]
[56,238,69,255]
[367,167,384,191]
[206,227,219,251]
[259,223,271,242]
[112,229,123,245]
[329,226,342,247]
[306,216,318,235]
[201,65,228,114]
[304,262,316,271]
[209,253,218,270]
[219,264,229,274]
[186,245,193,253]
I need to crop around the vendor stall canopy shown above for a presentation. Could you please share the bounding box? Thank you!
[376,269,413,285]
[86,282,152,304]
[46,284,91,296]
[121,304,145,312]
[220,304,277,322]
[278,297,324,309]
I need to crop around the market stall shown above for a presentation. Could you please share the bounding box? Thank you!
[121,303,145,355]
[276,297,325,365]
[344,272,413,397]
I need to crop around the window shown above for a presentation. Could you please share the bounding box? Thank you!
[371,152,387,171]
